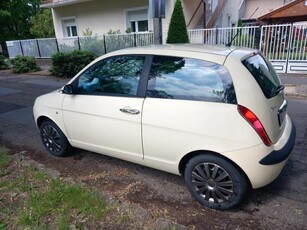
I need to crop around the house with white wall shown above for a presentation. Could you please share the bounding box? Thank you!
[41,0,174,38]
[41,0,294,39]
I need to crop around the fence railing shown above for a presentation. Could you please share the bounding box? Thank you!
[188,26,260,48]
[259,22,307,73]
[5,24,307,73]
[260,23,307,61]
[6,32,154,58]
[7,27,261,59]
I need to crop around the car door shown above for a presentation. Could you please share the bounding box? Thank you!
[62,55,149,162]
[142,55,240,173]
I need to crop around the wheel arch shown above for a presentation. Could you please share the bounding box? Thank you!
[36,115,53,129]
[178,150,252,187]
[37,115,72,157]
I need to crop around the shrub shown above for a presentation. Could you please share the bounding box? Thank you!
[107,29,121,35]
[166,0,189,44]
[0,53,9,70]
[11,56,40,73]
[50,50,97,78]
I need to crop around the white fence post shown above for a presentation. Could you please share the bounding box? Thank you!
[285,24,294,73]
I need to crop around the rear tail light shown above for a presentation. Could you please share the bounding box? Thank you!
[238,105,272,146]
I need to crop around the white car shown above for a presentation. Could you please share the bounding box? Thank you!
[33,44,296,210]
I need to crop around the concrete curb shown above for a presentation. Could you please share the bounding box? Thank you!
[284,84,307,99]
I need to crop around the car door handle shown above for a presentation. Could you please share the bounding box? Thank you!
[119,108,140,115]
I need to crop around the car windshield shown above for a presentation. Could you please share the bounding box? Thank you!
[242,54,282,98]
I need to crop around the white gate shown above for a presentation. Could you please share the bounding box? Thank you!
[260,23,307,74]
[188,26,259,48]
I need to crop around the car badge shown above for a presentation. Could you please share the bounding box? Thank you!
[271,105,277,112]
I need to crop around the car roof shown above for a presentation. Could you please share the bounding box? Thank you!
[100,44,257,65]
[122,44,234,55]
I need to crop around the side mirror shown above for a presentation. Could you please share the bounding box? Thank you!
[62,84,74,94]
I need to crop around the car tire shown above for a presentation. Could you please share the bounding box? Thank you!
[39,120,71,157]
[184,154,248,210]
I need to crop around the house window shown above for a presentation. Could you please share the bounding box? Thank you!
[126,9,148,32]
[62,18,78,37]
[130,20,148,32]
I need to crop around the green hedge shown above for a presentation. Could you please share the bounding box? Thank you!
[11,56,40,73]
[50,50,97,78]
[0,53,9,70]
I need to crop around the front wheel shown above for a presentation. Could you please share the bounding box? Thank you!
[184,154,249,210]
[40,120,71,157]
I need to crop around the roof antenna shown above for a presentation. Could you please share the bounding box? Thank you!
[227,7,259,47]
[226,32,239,47]
[226,18,243,47]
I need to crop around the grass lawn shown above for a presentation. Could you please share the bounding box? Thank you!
[0,146,118,229]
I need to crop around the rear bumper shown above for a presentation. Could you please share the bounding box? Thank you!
[222,115,295,189]
[259,120,296,165]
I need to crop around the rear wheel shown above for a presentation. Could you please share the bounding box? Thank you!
[184,154,248,210]
[40,120,71,157]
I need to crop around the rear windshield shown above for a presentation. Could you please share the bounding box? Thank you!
[242,54,282,98]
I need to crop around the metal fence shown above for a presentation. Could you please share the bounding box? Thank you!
[188,26,259,48]
[188,23,307,73]
[5,23,307,73]
[6,32,154,58]
[259,23,307,73]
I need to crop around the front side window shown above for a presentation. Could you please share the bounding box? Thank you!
[74,56,145,96]
[242,54,281,98]
[146,56,236,103]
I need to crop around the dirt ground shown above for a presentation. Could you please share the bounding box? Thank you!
[0,71,306,229]
[2,141,304,230]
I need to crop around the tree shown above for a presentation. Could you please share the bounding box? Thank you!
[166,0,189,44]
[0,0,40,52]
[237,18,243,35]
[30,9,55,38]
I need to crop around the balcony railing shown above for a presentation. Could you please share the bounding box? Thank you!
[41,0,93,7]
[41,0,62,4]
[41,0,52,3]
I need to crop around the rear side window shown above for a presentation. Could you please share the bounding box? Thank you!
[242,54,282,98]
[146,56,236,104]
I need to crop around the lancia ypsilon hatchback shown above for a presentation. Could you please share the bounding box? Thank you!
[33,44,296,210]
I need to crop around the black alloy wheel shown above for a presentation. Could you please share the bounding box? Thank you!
[40,120,70,157]
[184,154,248,210]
